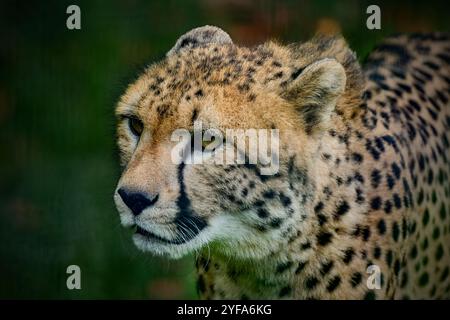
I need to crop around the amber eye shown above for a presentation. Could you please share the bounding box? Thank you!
[201,139,210,151]
[128,117,144,137]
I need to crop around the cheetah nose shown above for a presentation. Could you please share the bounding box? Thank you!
[117,188,159,216]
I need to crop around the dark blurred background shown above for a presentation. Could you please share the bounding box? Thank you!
[0,0,449,299]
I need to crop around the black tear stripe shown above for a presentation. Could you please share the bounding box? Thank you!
[175,163,207,242]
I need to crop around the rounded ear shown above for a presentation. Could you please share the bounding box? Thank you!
[167,25,233,57]
[282,58,346,135]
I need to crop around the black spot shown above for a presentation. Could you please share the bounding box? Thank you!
[279,286,292,297]
[409,221,417,235]
[432,227,440,240]
[276,261,293,274]
[435,244,444,261]
[422,209,430,226]
[437,53,450,65]
[301,241,312,250]
[393,193,402,209]
[317,213,327,226]
[295,261,307,274]
[386,250,393,267]
[400,272,408,288]
[386,174,396,190]
[419,272,429,287]
[354,172,364,184]
[320,261,334,276]
[356,188,365,204]
[362,226,371,241]
[335,200,350,218]
[427,169,434,185]
[369,72,386,83]
[422,237,429,250]
[272,61,282,68]
[194,89,203,97]
[384,200,393,214]
[440,267,449,281]
[365,140,381,160]
[377,219,386,235]
[343,248,355,264]
[374,246,382,259]
[270,218,282,228]
[305,277,319,290]
[402,218,407,239]
[407,123,417,141]
[417,189,425,205]
[270,70,282,79]
[351,272,362,287]
[418,154,425,172]
[370,197,382,210]
[279,193,292,207]
[317,231,333,246]
[394,259,401,276]
[440,203,447,220]
[263,189,276,199]
[375,137,385,152]
[352,153,363,163]
[410,245,418,259]
[326,276,341,292]
[371,169,382,188]
[409,99,422,112]
[314,202,324,213]
[257,208,269,219]
[254,200,265,207]
[392,222,400,242]
[256,225,267,232]
[364,291,376,300]
[391,163,402,179]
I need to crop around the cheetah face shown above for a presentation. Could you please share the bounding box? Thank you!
[113,26,347,258]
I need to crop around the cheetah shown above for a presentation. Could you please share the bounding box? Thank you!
[113,26,450,299]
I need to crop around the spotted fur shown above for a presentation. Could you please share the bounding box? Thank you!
[114,26,450,299]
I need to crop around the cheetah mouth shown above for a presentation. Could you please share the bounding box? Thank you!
[135,226,196,245]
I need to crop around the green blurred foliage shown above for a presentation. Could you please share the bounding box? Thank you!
[0,0,448,299]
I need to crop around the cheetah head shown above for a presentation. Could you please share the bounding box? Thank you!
[114,26,363,259]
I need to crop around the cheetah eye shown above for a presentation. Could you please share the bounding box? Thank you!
[189,130,211,152]
[201,139,210,151]
[128,117,144,137]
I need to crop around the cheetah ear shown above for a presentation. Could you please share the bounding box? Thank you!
[283,58,346,135]
[167,25,233,57]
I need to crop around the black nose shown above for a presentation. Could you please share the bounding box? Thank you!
[117,188,159,216]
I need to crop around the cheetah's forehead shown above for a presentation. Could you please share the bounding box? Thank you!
[118,42,294,116]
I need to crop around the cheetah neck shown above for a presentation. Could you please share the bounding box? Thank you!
[196,111,375,299]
